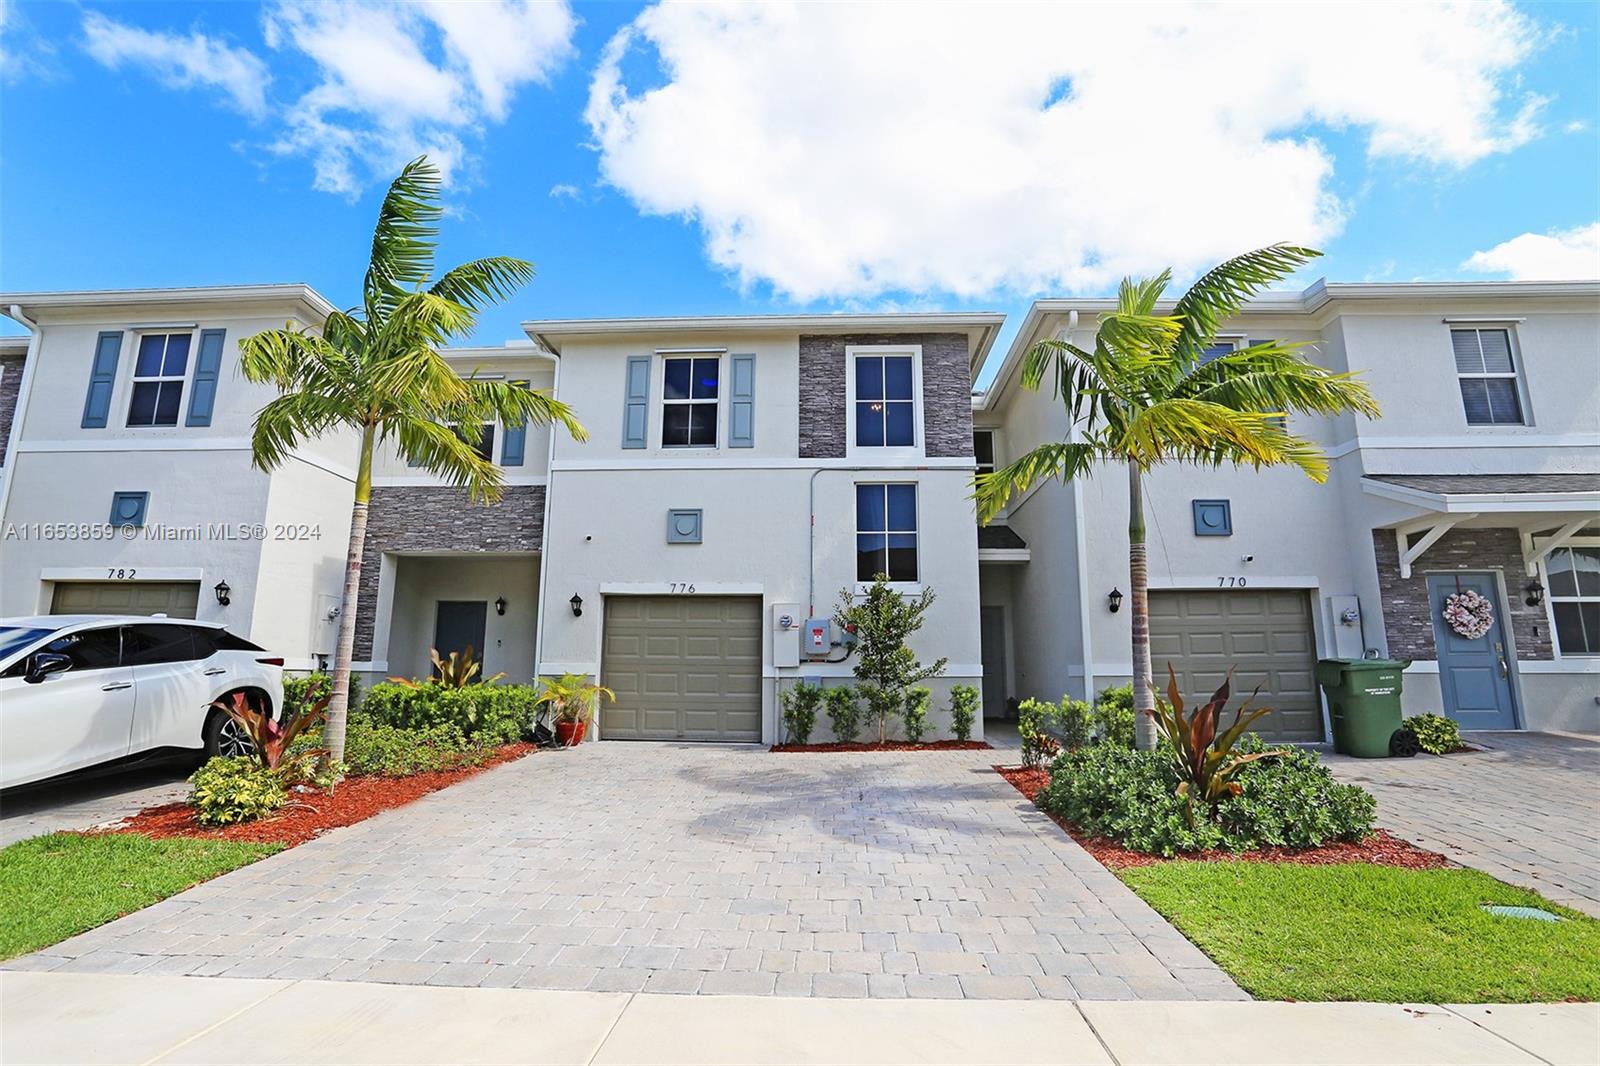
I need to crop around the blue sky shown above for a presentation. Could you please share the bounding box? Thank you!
[2,1,1596,386]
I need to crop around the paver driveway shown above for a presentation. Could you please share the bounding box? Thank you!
[9,742,1244,1000]
[1326,730,1600,918]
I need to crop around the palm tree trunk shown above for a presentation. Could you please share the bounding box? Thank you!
[324,424,375,774]
[1129,463,1157,751]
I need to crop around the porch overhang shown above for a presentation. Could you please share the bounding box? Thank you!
[977,524,1030,564]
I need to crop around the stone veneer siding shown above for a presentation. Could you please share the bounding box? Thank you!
[0,347,25,468]
[353,485,545,660]
[797,333,973,459]
[1372,526,1552,662]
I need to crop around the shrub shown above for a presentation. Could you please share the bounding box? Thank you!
[780,680,823,745]
[902,686,931,743]
[211,690,324,783]
[1038,735,1376,856]
[362,681,537,743]
[284,673,362,720]
[824,686,861,743]
[1057,697,1093,750]
[948,684,979,742]
[1405,713,1462,755]
[1147,666,1279,819]
[342,719,492,776]
[858,683,903,744]
[1092,684,1136,749]
[834,576,948,743]
[1017,698,1061,770]
[190,757,287,826]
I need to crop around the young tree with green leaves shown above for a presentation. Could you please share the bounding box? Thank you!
[974,246,1378,750]
[241,156,587,771]
[835,576,948,743]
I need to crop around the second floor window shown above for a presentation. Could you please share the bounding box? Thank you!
[128,333,190,427]
[974,430,996,476]
[448,423,494,462]
[855,353,915,447]
[856,482,918,583]
[1451,327,1524,426]
[662,356,718,447]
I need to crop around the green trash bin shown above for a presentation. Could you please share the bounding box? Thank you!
[1316,658,1410,758]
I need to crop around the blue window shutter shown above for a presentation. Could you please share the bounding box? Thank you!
[729,354,755,448]
[622,356,650,449]
[501,379,529,466]
[185,329,226,426]
[81,331,123,428]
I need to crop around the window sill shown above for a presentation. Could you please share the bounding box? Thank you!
[854,582,924,596]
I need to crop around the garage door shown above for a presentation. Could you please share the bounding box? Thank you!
[50,581,200,619]
[1148,589,1321,741]
[601,596,761,742]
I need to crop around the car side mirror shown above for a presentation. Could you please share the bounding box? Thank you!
[24,653,72,684]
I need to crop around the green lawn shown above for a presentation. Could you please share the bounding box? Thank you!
[0,833,281,960]
[1120,862,1600,1002]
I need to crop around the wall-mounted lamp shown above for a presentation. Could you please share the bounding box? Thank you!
[495,596,507,616]
[569,594,584,618]
[1107,587,1123,614]
[213,580,231,607]
[1525,581,1545,608]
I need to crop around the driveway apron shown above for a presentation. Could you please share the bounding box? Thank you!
[6,742,1245,1000]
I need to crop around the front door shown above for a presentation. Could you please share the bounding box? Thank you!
[433,601,488,670]
[1426,573,1518,730]
[980,606,1008,719]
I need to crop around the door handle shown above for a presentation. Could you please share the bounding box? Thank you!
[101,681,133,691]
[1495,642,1509,680]
[202,667,227,676]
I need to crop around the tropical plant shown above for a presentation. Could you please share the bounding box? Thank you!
[389,646,504,688]
[212,690,326,783]
[902,686,932,743]
[535,672,615,726]
[780,679,823,745]
[190,756,287,826]
[823,685,861,743]
[1147,666,1284,821]
[283,673,361,720]
[1016,698,1061,770]
[1405,713,1463,755]
[835,576,948,743]
[948,684,979,742]
[241,155,588,772]
[974,246,1379,748]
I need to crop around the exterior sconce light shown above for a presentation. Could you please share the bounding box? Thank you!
[495,596,507,616]
[1107,587,1123,613]
[213,580,232,607]
[1525,581,1544,608]
[569,594,584,618]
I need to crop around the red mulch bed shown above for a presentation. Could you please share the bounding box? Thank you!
[995,764,1450,871]
[771,740,992,753]
[98,744,535,847]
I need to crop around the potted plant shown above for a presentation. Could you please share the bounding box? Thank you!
[536,672,615,746]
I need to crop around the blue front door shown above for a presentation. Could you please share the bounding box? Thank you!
[1426,573,1518,730]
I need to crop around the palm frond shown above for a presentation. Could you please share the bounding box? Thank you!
[974,442,1102,523]
[362,156,443,321]
[429,257,535,311]
[392,416,508,503]
[249,391,354,472]
[463,378,590,443]
[1178,344,1380,420]
[1171,244,1320,360]
[1123,399,1331,480]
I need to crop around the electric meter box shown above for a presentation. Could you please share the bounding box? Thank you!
[772,604,802,668]
[804,618,832,658]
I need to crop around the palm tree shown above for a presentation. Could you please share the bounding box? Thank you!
[241,156,588,770]
[974,245,1379,750]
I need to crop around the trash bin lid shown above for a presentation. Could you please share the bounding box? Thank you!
[1317,657,1410,671]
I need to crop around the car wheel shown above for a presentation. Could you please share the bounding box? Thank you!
[203,707,256,759]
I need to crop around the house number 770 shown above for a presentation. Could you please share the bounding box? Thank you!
[1217,576,1247,587]
[669,583,697,594]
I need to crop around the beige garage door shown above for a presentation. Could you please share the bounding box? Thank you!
[51,581,200,619]
[601,596,761,742]
[1149,589,1322,742]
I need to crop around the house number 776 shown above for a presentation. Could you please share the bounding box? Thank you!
[669,583,697,594]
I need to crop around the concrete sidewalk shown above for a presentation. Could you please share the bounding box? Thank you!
[3,973,1594,1065]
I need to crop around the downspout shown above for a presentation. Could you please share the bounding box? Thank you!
[532,348,559,682]
[0,305,42,535]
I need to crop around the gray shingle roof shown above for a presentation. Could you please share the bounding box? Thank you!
[1363,473,1600,496]
[977,525,1028,550]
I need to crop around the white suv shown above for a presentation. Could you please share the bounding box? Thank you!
[0,615,286,790]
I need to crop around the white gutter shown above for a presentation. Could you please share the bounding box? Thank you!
[0,305,42,530]
[532,350,560,681]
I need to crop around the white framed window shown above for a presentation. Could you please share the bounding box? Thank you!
[1546,544,1600,655]
[127,333,191,427]
[973,429,996,476]
[856,482,919,584]
[457,423,495,463]
[1197,335,1244,365]
[661,355,719,448]
[1451,327,1526,426]
[846,344,922,455]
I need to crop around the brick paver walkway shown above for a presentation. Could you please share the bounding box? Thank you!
[7,742,1244,1000]
[1326,731,1600,917]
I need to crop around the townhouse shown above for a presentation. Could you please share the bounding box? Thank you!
[1,279,1595,742]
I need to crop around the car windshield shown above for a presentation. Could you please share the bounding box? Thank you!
[0,626,54,661]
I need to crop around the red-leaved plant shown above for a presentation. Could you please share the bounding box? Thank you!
[1146,665,1284,819]
[213,690,328,780]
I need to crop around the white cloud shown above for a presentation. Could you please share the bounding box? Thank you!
[82,11,270,117]
[1464,222,1600,279]
[549,183,580,199]
[587,1,1551,300]
[263,0,576,195]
